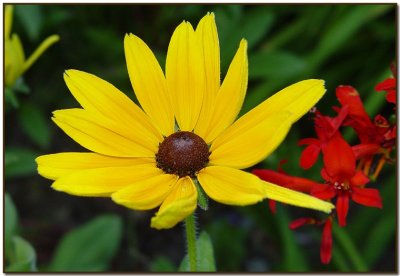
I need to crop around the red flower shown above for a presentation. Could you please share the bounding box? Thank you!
[375,77,396,104]
[289,217,317,229]
[253,161,321,214]
[253,169,320,194]
[299,106,348,169]
[288,216,333,264]
[321,219,333,264]
[335,86,374,144]
[334,85,396,178]
[311,132,382,226]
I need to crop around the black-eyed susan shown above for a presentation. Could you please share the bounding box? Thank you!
[36,13,334,229]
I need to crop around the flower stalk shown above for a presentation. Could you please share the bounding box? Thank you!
[184,213,197,272]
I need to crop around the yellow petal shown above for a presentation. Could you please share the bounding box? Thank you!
[238,79,326,126]
[51,164,162,197]
[166,21,205,131]
[151,177,197,229]
[124,34,174,136]
[23,34,60,73]
[5,5,13,39]
[52,109,157,157]
[261,180,335,213]
[197,166,266,205]
[193,12,220,138]
[111,173,178,210]
[36,152,154,180]
[202,39,248,143]
[210,112,292,169]
[64,69,162,141]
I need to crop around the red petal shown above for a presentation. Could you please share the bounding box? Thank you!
[252,169,319,193]
[311,184,336,200]
[352,144,380,159]
[336,193,349,227]
[320,219,333,264]
[300,144,321,169]
[322,132,356,180]
[289,217,315,230]
[298,138,320,146]
[269,199,277,214]
[320,168,332,182]
[351,187,383,208]
[314,115,335,141]
[336,85,370,121]
[375,78,396,91]
[253,169,288,187]
[329,104,349,134]
[349,171,370,187]
[386,90,396,104]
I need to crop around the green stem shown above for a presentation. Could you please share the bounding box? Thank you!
[332,223,368,271]
[184,213,197,272]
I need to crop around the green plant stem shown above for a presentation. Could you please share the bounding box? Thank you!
[332,224,368,271]
[185,214,197,272]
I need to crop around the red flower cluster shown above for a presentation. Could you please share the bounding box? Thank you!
[253,67,396,264]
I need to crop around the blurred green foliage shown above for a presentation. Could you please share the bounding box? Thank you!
[48,214,122,271]
[4,4,396,272]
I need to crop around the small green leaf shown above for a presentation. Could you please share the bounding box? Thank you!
[194,179,208,211]
[49,214,123,272]
[6,236,37,272]
[18,102,51,149]
[5,147,38,179]
[195,232,216,271]
[5,193,18,260]
[5,87,19,108]
[179,231,216,272]
[13,78,30,94]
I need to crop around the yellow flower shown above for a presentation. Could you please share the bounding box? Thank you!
[5,5,60,87]
[36,13,334,229]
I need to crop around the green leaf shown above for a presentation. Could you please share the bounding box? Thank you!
[18,102,51,149]
[150,256,176,272]
[276,208,309,271]
[5,193,18,260]
[6,236,37,272]
[362,208,395,266]
[217,7,275,71]
[308,5,392,69]
[179,231,216,272]
[5,87,19,108]
[196,232,216,271]
[13,77,30,94]
[249,51,306,80]
[359,174,396,266]
[49,214,123,272]
[333,223,368,271]
[15,5,43,42]
[5,147,38,179]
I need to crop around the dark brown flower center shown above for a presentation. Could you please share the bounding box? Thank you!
[156,131,210,177]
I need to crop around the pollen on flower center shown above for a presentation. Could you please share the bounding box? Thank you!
[156,131,210,178]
